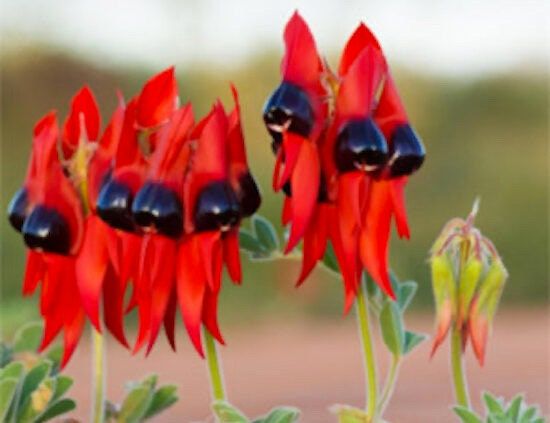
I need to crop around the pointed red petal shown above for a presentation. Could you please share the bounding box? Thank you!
[297,207,328,285]
[60,310,85,368]
[468,299,488,366]
[282,196,293,225]
[62,86,101,155]
[430,298,453,358]
[282,12,322,89]
[390,177,410,239]
[339,23,382,76]
[176,237,206,357]
[23,251,44,295]
[285,141,320,253]
[197,232,223,291]
[273,132,303,191]
[374,76,408,138]
[75,215,109,330]
[137,67,178,129]
[224,229,242,284]
[163,287,178,352]
[202,288,225,345]
[102,265,129,348]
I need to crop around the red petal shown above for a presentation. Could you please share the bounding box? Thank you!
[339,23,382,76]
[285,141,320,253]
[163,287,178,351]
[468,299,488,366]
[374,76,408,139]
[62,86,101,156]
[60,310,85,368]
[282,12,322,89]
[202,288,225,345]
[23,251,44,295]
[273,132,303,191]
[297,206,329,285]
[430,298,453,358]
[75,215,109,330]
[282,196,293,225]
[336,47,386,121]
[197,232,222,291]
[137,67,178,129]
[359,181,396,299]
[390,177,410,239]
[224,229,242,284]
[176,237,206,357]
[102,265,129,348]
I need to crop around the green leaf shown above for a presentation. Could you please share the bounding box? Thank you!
[239,229,266,254]
[253,215,279,253]
[397,281,417,311]
[330,405,369,423]
[13,322,43,353]
[212,400,248,423]
[0,378,18,422]
[141,374,158,390]
[143,385,178,419]
[256,406,300,423]
[44,345,63,374]
[0,361,24,381]
[16,361,52,420]
[453,406,483,423]
[118,386,153,423]
[379,300,405,356]
[519,406,537,423]
[403,331,427,354]
[35,398,76,423]
[483,392,505,416]
[51,376,73,401]
[505,395,523,422]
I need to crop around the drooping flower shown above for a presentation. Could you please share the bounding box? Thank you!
[430,201,507,365]
[263,12,425,309]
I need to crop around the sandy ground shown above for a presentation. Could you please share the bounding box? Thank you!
[63,309,549,422]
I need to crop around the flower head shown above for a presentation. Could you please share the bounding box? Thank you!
[263,12,425,309]
[430,200,508,365]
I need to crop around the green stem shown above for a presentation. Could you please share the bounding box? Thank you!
[356,278,378,420]
[377,354,400,415]
[450,327,470,408]
[204,326,226,402]
[91,328,105,423]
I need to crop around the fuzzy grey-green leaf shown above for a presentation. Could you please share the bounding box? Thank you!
[397,281,417,311]
[143,385,178,419]
[505,395,523,422]
[35,398,76,423]
[252,215,279,252]
[258,406,300,423]
[403,331,427,354]
[483,392,505,416]
[239,229,266,254]
[13,322,43,353]
[212,400,248,423]
[16,361,52,420]
[118,386,153,423]
[0,378,18,422]
[453,406,483,423]
[379,301,405,356]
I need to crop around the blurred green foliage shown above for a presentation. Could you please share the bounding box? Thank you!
[1,46,547,331]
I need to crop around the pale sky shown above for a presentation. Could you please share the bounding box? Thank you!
[1,0,548,76]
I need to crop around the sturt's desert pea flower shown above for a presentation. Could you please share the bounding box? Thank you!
[8,66,260,364]
[263,12,425,310]
[430,201,507,365]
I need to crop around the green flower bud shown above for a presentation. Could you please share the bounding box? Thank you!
[457,255,483,327]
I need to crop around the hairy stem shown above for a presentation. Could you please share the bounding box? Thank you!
[356,278,378,419]
[204,327,226,402]
[450,327,470,408]
[91,328,105,423]
[377,354,400,415]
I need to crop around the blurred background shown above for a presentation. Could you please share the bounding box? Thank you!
[1,0,548,421]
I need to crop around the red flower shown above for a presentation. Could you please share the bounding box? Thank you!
[263,13,425,309]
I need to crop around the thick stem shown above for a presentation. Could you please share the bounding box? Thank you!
[450,327,470,408]
[377,354,400,415]
[204,326,226,402]
[356,278,378,419]
[91,328,106,423]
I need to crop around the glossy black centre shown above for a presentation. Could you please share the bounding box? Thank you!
[236,173,261,218]
[96,180,135,232]
[335,118,389,173]
[194,181,240,232]
[263,82,314,143]
[387,124,425,178]
[22,205,70,254]
[132,181,183,238]
[7,188,29,232]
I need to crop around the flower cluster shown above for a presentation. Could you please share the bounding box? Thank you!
[8,68,261,365]
[430,201,507,365]
[262,12,425,309]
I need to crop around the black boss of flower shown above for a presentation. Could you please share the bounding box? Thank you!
[236,172,262,218]
[96,179,136,233]
[22,205,71,255]
[387,124,425,178]
[335,118,389,173]
[7,188,29,232]
[194,181,240,232]
[263,82,314,148]
[131,181,183,238]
